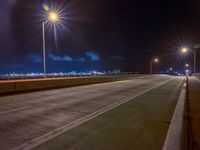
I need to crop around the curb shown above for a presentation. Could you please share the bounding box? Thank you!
[162,78,187,150]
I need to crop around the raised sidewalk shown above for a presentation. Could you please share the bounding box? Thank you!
[187,76,200,149]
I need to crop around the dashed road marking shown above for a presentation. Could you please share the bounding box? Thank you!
[0,106,31,115]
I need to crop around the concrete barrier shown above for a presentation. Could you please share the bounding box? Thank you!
[0,75,141,95]
[0,82,16,94]
[162,78,187,150]
[193,73,200,79]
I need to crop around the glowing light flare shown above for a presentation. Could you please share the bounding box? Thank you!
[181,48,189,53]
[40,2,73,37]
[42,6,68,33]
[185,64,189,67]
[40,2,73,48]
[154,58,158,62]
[49,12,59,22]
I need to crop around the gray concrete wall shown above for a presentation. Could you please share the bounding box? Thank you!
[0,75,140,95]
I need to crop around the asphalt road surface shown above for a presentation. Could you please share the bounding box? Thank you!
[0,75,181,150]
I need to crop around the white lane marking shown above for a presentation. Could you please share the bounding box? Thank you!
[162,80,186,150]
[11,77,176,150]
[0,106,32,115]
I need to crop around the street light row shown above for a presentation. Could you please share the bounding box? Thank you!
[40,6,197,76]
[181,47,197,73]
[150,47,197,75]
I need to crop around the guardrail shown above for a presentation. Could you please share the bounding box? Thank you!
[0,75,142,95]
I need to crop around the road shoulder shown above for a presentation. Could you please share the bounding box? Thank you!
[187,76,200,149]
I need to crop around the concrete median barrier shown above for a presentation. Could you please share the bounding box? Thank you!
[0,75,141,95]
[0,82,16,94]
[193,73,200,79]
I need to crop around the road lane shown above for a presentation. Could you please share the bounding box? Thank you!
[0,75,173,150]
[33,77,184,150]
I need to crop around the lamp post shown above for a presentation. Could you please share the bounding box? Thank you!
[42,22,46,76]
[150,58,158,74]
[181,48,196,73]
[42,11,59,77]
[194,50,196,73]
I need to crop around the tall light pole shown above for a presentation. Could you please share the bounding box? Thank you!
[150,58,158,74]
[42,11,59,77]
[42,22,46,76]
[194,50,196,73]
[181,48,196,73]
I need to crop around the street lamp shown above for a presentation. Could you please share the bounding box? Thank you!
[181,48,189,54]
[185,64,189,67]
[185,69,190,75]
[150,58,158,74]
[49,12,59,22]
[185,63,191,74]
[181,47,196,73]
[42,10,60,77]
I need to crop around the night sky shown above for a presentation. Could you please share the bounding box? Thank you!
[0,0,200,74]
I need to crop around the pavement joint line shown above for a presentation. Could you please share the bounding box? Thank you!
[162,78,186,150]
[11,77,176,150]
[0,106,32,115]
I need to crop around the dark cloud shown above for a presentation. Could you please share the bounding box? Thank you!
[27,53,42,63]
[111,56,124,61]
[86,51,100,61]
[48,54,85,62]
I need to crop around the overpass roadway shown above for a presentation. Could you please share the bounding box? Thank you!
[0,75,183,150]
